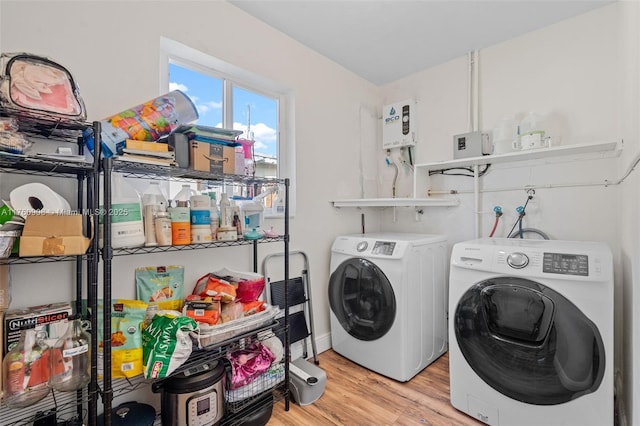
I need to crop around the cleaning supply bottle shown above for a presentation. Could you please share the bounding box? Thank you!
[174,184,195,207]
[272,187,285,215]
[169,184,195,245]
[142,181,168,247]
[208,192,219,240]
[142,181,168,209]
[219,192,232,228]
[189,194,211,243]
[107,173,145,249]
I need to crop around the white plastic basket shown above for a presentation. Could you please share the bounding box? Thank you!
[190,304,278,349]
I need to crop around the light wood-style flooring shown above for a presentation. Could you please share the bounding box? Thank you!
[268,350,482,425]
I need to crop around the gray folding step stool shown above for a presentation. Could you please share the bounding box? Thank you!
[261,250,319,364]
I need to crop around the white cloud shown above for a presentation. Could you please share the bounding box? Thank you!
[169,82,188,92]
[197,100,222,115]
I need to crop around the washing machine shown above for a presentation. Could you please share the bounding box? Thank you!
[328,232,448,382]
[449,238,613,426]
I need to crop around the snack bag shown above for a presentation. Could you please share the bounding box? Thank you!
[136,265,184,311]
[142,311,197,379]
[97,299,147,379]
[193,273,236,303]
[183,296,221,325]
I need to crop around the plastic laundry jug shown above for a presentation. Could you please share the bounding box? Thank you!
[492,116,519,154]
[99,173,145,249]
[173,184,196,207]
[142,181,168,209]
[519,112,548,150]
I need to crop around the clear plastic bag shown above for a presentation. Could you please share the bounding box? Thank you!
[0,52,87,122]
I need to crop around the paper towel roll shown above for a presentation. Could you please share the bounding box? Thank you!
[9,183,71,214]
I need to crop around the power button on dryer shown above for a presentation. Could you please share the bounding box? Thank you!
[356,241,368,252]
[507,252,529,269]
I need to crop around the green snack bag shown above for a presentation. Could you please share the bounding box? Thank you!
[142,312,197,379]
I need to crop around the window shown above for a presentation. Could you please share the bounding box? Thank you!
[159,37,295,217]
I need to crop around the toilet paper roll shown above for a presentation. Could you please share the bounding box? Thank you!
[9,182,71,214]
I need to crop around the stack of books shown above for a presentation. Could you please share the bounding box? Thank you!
[114,139,176,166]
[174,124,243,147]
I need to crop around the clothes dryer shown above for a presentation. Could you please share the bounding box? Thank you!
[328,233,448,382]
[449,238,613,426]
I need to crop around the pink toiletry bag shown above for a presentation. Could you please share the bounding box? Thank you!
[0,52,87,122]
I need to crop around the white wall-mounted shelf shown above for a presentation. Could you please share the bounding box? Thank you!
[331,197,459,208]
[415,140,621,170]
[331,141,619,211]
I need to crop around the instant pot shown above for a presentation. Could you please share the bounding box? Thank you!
[152,361,226,426]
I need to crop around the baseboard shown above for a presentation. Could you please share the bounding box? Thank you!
[290,331,332,361]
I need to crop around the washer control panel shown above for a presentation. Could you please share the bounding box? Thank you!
[543,252,589,276]
[506,252,529,269]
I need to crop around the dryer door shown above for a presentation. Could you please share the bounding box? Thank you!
[329,257,396,341]
[454,276,605,405]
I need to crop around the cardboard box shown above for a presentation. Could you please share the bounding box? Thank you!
[19,214,92,257]
[0,265,9,311]
[3,302,73,356]
[168,132,190,168]
[190,140,235,175]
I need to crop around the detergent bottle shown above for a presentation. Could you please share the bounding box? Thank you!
[102,173,145,249]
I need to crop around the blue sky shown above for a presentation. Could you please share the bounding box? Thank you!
[169,63,278,157]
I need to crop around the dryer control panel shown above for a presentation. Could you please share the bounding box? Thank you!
[373,241,396,256]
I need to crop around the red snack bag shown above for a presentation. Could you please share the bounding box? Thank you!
[193,274,237,303]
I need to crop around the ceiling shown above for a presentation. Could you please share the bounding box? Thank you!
[230,0,615,85]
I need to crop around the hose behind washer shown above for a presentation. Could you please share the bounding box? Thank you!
[507,228,550,240]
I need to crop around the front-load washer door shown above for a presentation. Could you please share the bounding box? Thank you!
[454,276,605,405]
[329,257,396,341]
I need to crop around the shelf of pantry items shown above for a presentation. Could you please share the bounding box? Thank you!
[415,140,621,170]
[331,197,459,208]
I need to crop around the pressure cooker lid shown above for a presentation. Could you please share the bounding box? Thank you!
[161,361,225,393]
[97,401,156,426]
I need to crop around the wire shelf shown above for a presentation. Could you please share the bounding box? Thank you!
[110,159,284,186]
[0,154,94,177]
[0,387,93,426]
[111,237,284,256]
[0,106,92,140]
[0,253,95,265]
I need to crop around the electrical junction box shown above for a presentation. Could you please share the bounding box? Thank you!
[453,131,491,159]
[382,99,416,149]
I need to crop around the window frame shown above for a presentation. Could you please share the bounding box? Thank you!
[159,37,296,218]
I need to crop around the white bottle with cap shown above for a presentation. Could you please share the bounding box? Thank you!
[142,182,168,247]
[219,192,232,228]
[208,192,219,240]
